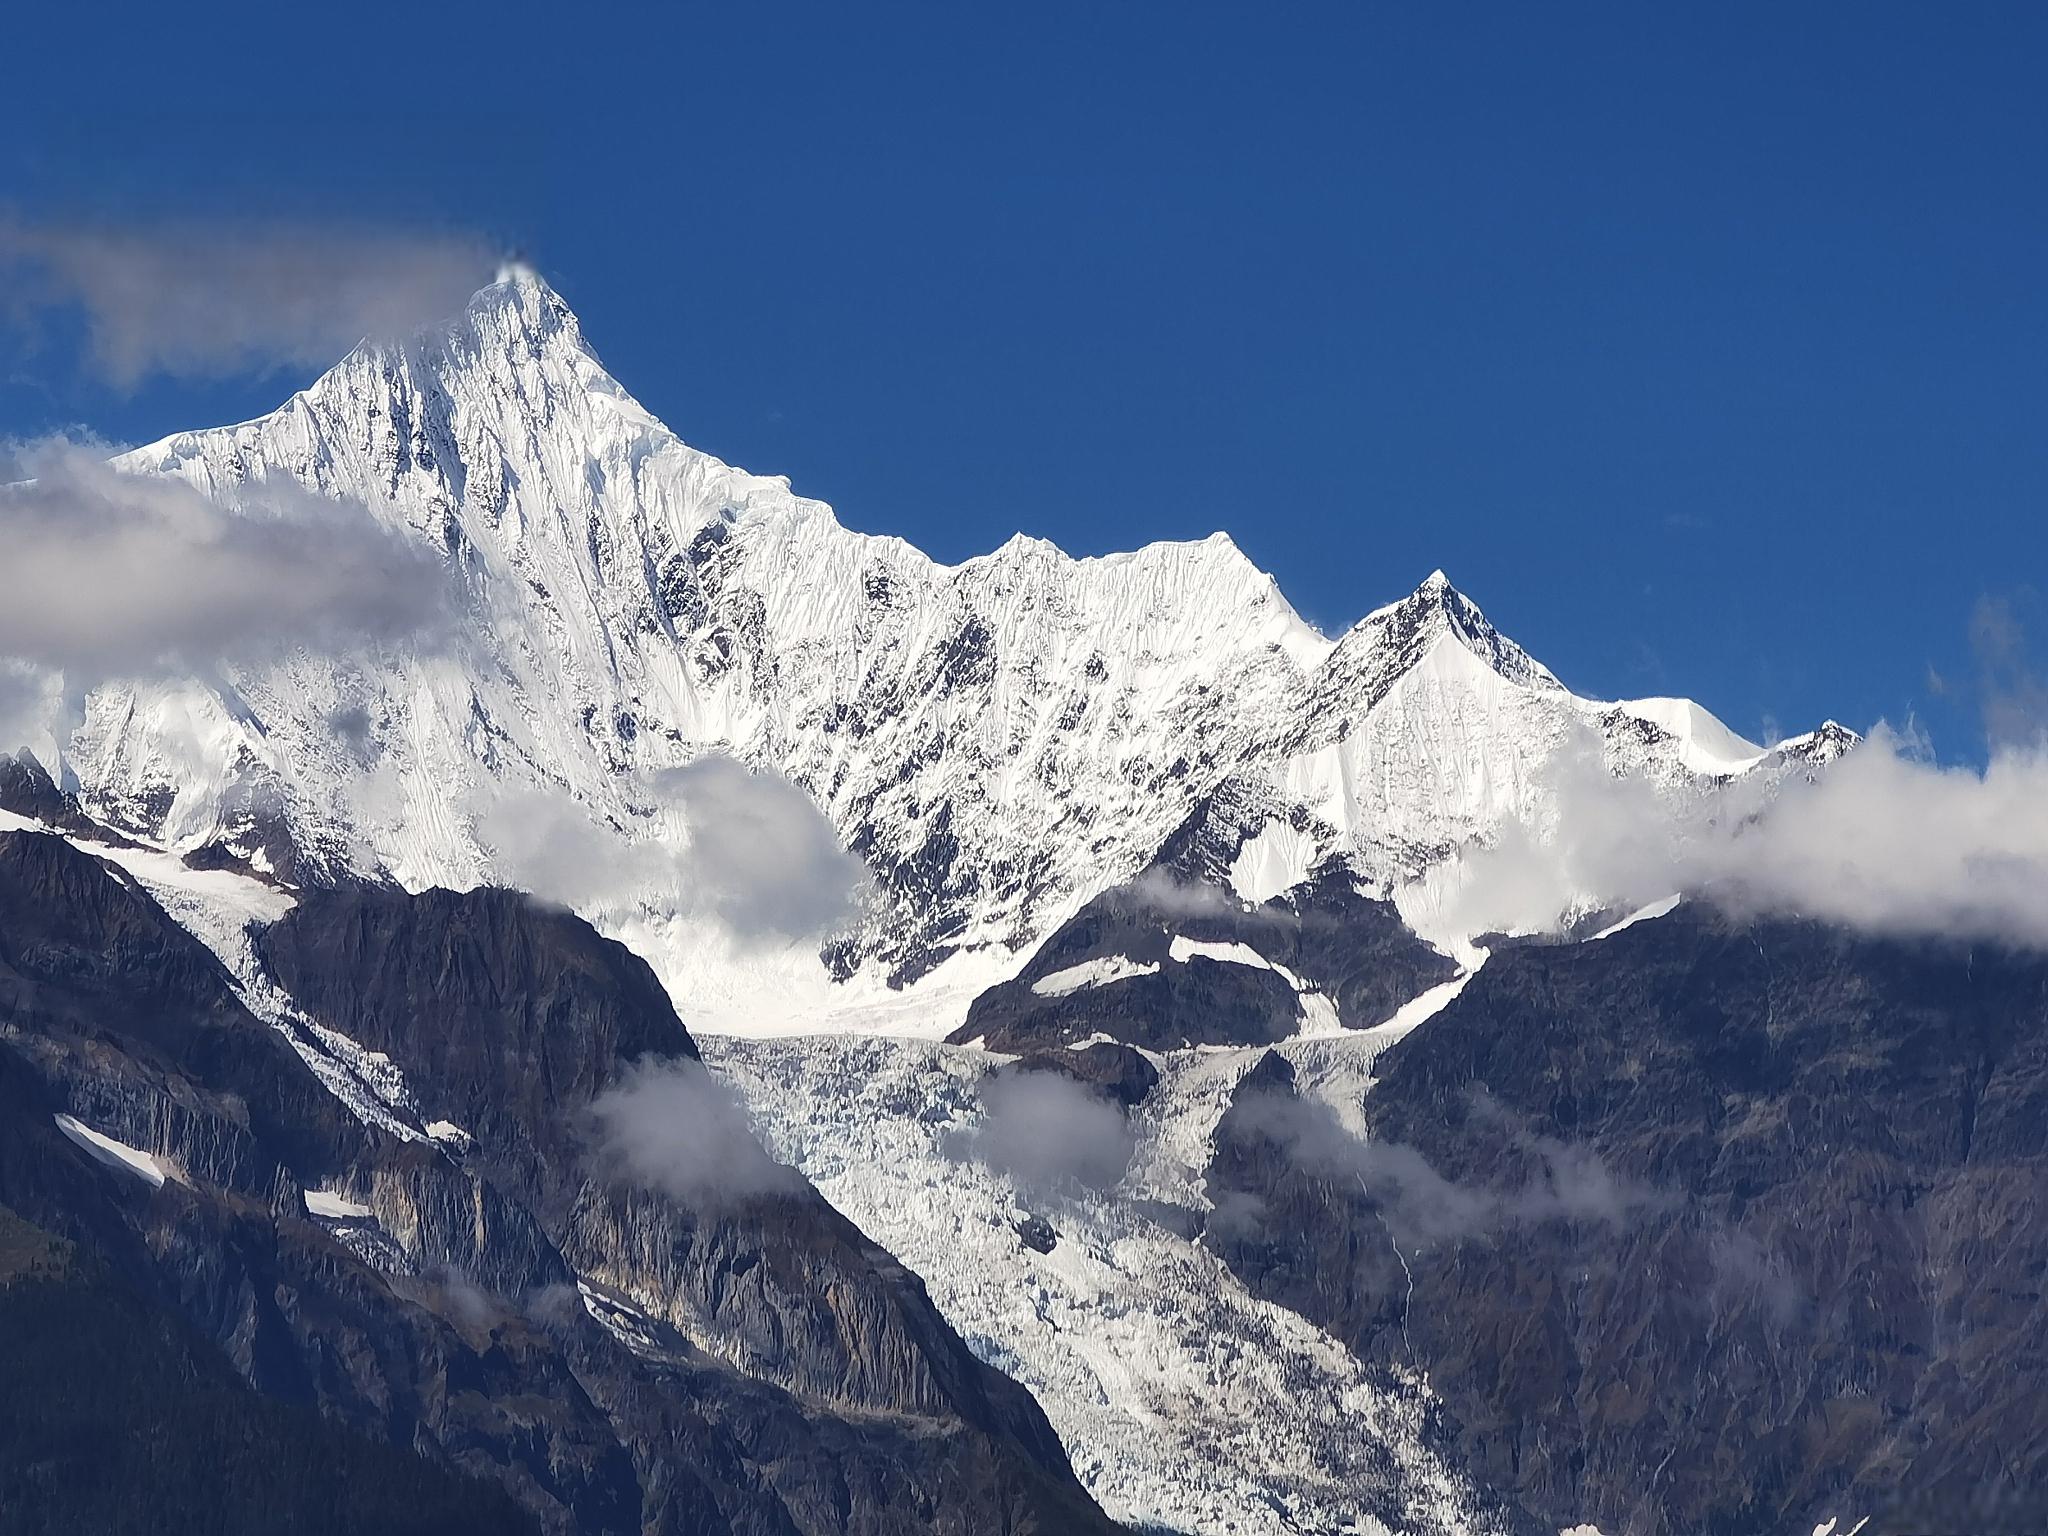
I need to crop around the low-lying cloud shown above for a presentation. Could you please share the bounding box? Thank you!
[653,757,872,943]
[955,1068,1137,1193]
[479,757,870,945]
[587,1057,801,1206]
[1429,723,2048,951]
[1226,1082,1668,1244]
[0,443,462,752]
[1127,867,1239,919]
[0,442,459,674]
[1,216,498,385]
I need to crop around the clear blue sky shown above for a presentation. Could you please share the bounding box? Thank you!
[5,2,2043,757]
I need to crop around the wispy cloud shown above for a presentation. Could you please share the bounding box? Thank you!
[0,441,462,750]
[1971,592,2048,752]
[1428,720,2048,951]
[587,1057,801,1206]
[953,1068,1137,1193]
[1223,1080,1669,1245]
[0,215,498,385]
[479,757,871,945]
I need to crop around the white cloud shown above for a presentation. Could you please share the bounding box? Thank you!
[477,785,674,914]
[0,217,497,385]
[652,757,870,944]
[957,1069,1137,1193]
[0,442,463,755]
[0,441,459,677]
[1431,723,2048,951]
[587,1057,800,1205]
[479,757,871,946]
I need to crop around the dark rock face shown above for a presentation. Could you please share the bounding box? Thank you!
[0,833,1119,1536]
[1266,866,1461,1027]
[0,1202,545,1536]
[953,864,1454,1054]
[1206,905,2048,1536]
[1006,1042,1160,1107]
[0,749,140,846]
[1205,1052,1414,1362]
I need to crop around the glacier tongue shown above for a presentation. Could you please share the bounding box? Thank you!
[35,267,1840,1008]
[707,1031,1515,1536]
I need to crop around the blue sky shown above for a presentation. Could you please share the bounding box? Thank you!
[4,2,2042,757]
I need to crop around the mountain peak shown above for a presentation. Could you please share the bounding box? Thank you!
[450,262,585,356]
[1317,569,1560,701]
[492,258,547,290]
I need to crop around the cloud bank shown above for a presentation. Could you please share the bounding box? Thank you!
[587,1057,800,1206]
[1427,724,2048,951]
[480,757,870,946]
[1,217,498,385]
[956,1068,1137,1193]
[0,444,458,680]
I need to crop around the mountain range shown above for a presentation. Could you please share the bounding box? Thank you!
[45,268,1847,1020]
[1,269,2036,1536]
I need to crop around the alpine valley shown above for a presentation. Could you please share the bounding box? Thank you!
[2,270,2041,1536]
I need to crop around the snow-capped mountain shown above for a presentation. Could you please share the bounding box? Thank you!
[23,267,2036,1536]
[42,268,1843,1022]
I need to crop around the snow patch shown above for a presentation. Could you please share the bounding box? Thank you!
[53,1113,169,1188]
[1351,962,1483,1061]
[1228,818,1319,905]
[577,1280,673,1360]
[1165,934,1339,1030]
[304,1189,374,1220]
[1031,955,1160,996]
[1168,935,1271,971]
[1585,893,1682,942]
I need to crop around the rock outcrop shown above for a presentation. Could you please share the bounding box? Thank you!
[1206,904,2048,1535]
[0,831,1119,1535]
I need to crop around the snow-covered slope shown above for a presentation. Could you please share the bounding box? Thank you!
[28,268,1845,1023]
[707,1031,1516,1536]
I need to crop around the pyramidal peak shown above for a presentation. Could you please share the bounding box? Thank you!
[361,258,590,379]
[1315,567,1561,697]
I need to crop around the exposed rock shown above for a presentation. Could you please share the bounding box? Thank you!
[1007,1042,1160,1107]
[1206,903,2048,1535]
[0,832,1120,1535]
[0,749,142,846]
[955,864,1453,1054]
